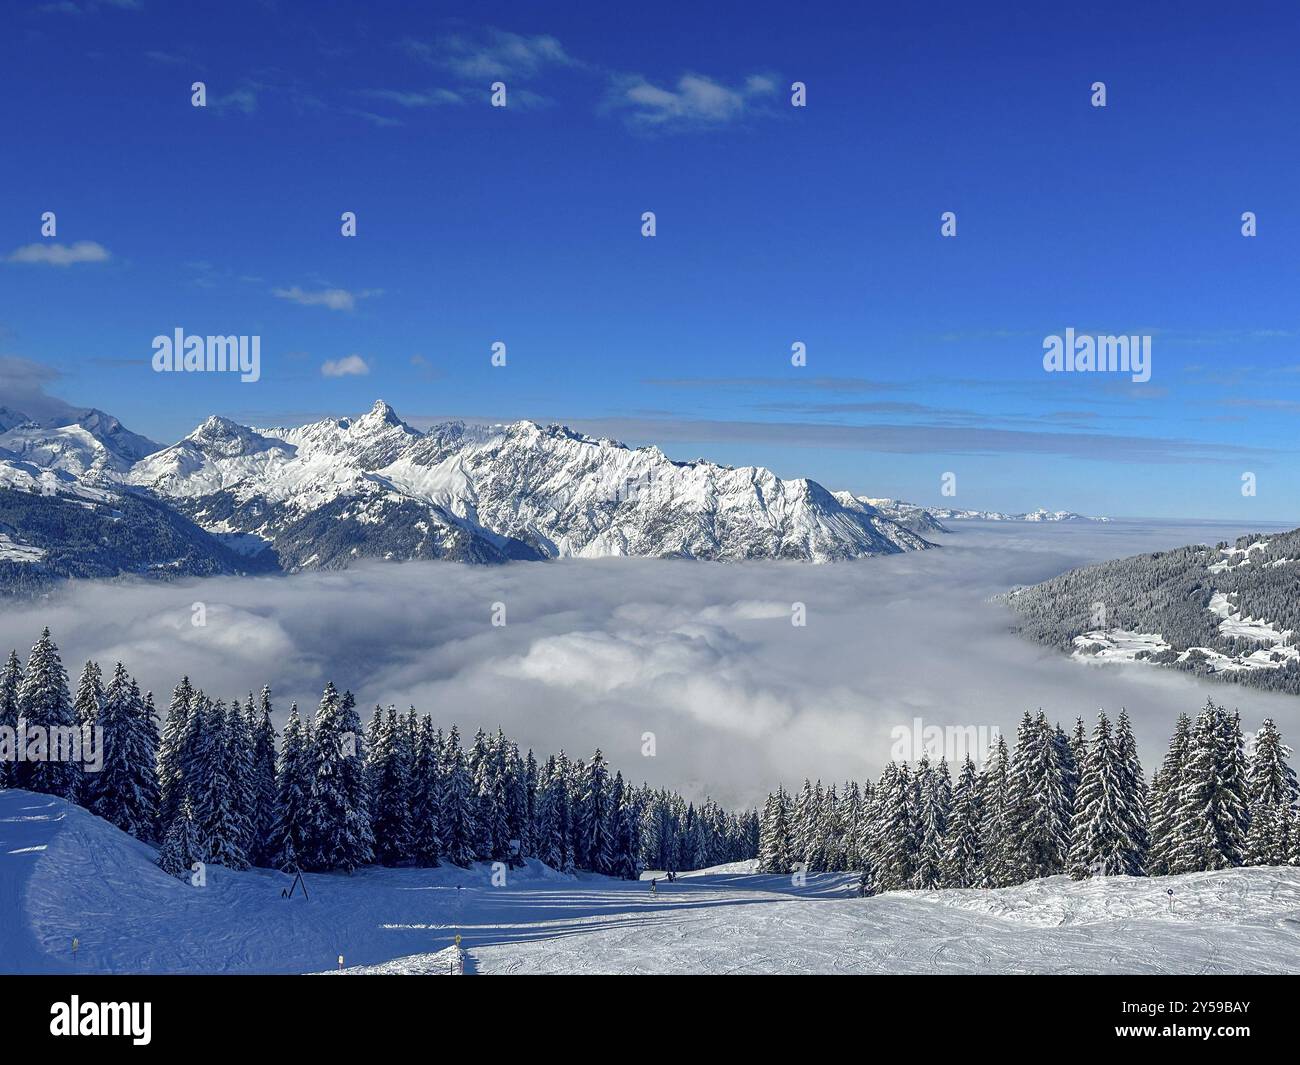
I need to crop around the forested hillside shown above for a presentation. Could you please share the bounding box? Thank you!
[1007,528,1300,694]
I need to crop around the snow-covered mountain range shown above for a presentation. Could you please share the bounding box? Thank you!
[0,400,936,585]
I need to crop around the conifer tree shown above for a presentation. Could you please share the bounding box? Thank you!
[439,725,478,868]
[17,629,80,798]
[271,703,311,872]
[871,761,918,891]
[1068,711,1143,878]
[1168,702,1249,873]
[0,649,21,789]
[1243,718,1297,866]
[533,754,569,871]
[942,754,982,888]
[1147,713,1191,875]
[87,665,159,840]
[72,660,102,801]
[226,696,257,859]
[304,685,374,872]
[368,706,414,865]
[156,677,195,839]
[1113,708,1149,872]
[575,750,615,874]
[913,756,950,889]
[758,787,792,873]
[978,734,1015,887]
[157,798,203,880]
[190,699,251,870]
[248,689,278,866]
[409,717,443,867]
[1008,711,1071,880]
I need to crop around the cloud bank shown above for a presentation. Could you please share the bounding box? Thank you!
[3,522,1298,808]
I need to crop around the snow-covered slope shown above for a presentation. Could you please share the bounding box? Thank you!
[6,790,1299,975]
[0,407,159,480]
[121,401,934,566]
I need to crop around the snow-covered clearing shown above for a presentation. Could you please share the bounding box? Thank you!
[4,790,1300,975]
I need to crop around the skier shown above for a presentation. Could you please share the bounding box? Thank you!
[650,877,657,894]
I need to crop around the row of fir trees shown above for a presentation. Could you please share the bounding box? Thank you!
[0,629,759,879]
[758,704,1300,893]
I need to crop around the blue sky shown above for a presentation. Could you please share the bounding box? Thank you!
[2,0,1299,519]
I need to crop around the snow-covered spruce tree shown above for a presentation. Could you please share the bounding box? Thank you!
[1146,713,1191,876]
[155,677,194,839]
[942,754,982,888]
[0,649,22,790]
[575,749,615,874]
[1056,721,1079,835]
[1167,702,1249,873]
[842,781,864,870]
[72,660,103,802]
[503,739,530,864]
[157,797,204,880]
[189,699,251,870]
[73,660,102,728]
[248,689,278,867]
[467,729,506,862]
[610,772,641,879]
[1113,708,1149,872]
[367,705,414,866]
[1067,711,1144,878]
[758,787,791,872]
[978,734,1015,887]
[1007,711,1071,881]
[913,755,950,889]
[790,778,814,870]
[86,665,159,840]
[16,629,80,799]
[438,725,478,868]
[226,696,258,860]
[409,717,443,867]
[532,754,569,871]
[304,685,374,873]
[1244,718,1298,866]
[871,761,919,892]
[270,703,312,872]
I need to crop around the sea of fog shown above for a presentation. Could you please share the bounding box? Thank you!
[3,518,1298,808]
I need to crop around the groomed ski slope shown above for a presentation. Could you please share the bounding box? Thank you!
[5,790,1300,975]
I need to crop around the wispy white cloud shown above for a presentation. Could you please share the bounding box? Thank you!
[321,354,370,378]
[358,88,463,109]
[404,28,577,80]
[7,241,111,266]
[606,72,779,130]
[272,286,377,312]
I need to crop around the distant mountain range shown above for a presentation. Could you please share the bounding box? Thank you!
[0,400,947,591]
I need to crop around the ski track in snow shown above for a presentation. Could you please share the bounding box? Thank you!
[5,791,1300,975]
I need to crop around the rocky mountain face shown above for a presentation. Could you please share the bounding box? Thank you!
[0,400,937,587]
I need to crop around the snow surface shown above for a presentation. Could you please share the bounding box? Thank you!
[5,790,1300,975]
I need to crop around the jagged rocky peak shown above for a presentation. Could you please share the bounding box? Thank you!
[339,399,411,433]
[186,415,273,457]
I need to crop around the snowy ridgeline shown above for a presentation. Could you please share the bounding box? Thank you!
[4,790,1300,975]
